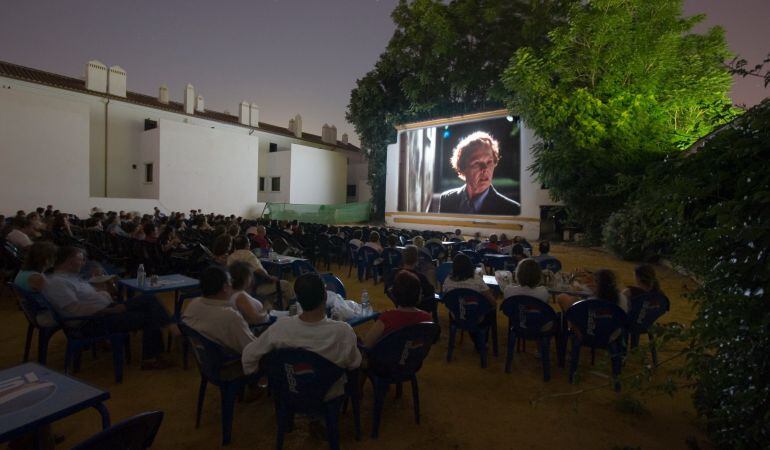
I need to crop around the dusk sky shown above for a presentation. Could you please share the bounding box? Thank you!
[1,0,768,147]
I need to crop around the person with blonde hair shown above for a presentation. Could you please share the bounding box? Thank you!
[502,258,549,303]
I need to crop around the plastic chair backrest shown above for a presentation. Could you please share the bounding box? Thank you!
[425,242,443,259]
[626,291,670,333]
[565,299,628,347]
[358,246,379,265]
[381,248,402,268]
[69,410,164,450]
[460,249,481,266]
[436,262,453,286]
[368,322,440,382]
[320,273,346,299]
[291,259,316,277]
[500,295,559,337]
[11,284,51,327]
[266,348,345,409]
[179,322,240,383]
[441,288,494,329]
[537,256,562,273]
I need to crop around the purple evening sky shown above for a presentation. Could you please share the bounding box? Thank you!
[1,0,768,147]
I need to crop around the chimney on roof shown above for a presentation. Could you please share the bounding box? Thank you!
[341,133,348,145]
[196,94,205,112]
[85,60,108,93]
[321,124,331,143]
[158,84,169,104]
[293,114,302,138]
[107,65,126,97]
[239,102,249,125]
[249,103,259,127]
[330,125,337,143]
[184,84,195,114]
[288,118,296,133]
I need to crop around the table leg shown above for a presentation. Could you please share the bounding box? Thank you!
[93,402,111,430]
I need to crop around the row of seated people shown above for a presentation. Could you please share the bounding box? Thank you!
[15,242,176,369]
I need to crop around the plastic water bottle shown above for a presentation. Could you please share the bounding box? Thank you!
[137,264,146,287]
[361,289,370,316]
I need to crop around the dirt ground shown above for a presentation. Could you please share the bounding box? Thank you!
[0,243,708,449]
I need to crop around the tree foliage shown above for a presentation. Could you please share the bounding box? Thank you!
[614,100,770,448]
[501,0,737,236]
[347,0,574,218]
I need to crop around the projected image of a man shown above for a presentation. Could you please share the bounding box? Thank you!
[438,131,520,215]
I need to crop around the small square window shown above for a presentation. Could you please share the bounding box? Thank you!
[259,177,265,192]
[144,163,153,183]
[347,184,357,197]
[269,143,278,153]
[271,177,281,192]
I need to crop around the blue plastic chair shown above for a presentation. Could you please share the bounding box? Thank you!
[10,283,60,365]
[366,322,440,438]
[346,244,360,278]
[424,242,445,261]
[356,246,381,284]
[626,292,670,366]
[483,254,513,273]
[265,349,361,450]
[536,256,562,273]
[380,248,402,276]
[441,288,498,368]
[499,296,563,381]
[564,299,628,391]
[18,285,131,383]
[179,323,260,445]
[459,249,482,266]
[435,262,453,287]
[172,290,203,369]
[291,259,317,277]
[69,410,164,450]
[320,272,347,299]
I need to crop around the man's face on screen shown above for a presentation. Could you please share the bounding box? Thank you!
[462,146,497,198]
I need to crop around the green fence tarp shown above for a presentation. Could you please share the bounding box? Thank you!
[265,201,370,224]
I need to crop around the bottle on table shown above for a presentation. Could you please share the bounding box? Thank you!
[137,264,146,287]
[361,289,370,316]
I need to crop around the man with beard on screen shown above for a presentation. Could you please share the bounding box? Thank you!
[438,131,520,215]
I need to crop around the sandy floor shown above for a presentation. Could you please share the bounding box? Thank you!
[0,243,708,449]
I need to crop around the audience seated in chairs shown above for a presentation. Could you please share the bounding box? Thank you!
[227,261,270,326]
[246,225,270,251]
[211,234,232,266]
[364,231,384,254]
[182,266,257,375]
[557,268,629,313]
[242,273,361,400]
[442,252,497,308]
[227,235,295,310]
[14,241,57,295]
[502,258,550,303]
[383,246,436,317]
[6,217,35,250]
[364,271,432,348]
[42,246,176,370]
[348,229,364,249]
[622,263,664,302]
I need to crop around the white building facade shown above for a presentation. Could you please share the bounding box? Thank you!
[0,59,368,217]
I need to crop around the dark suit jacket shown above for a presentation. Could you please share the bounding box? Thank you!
[438,185,520,215]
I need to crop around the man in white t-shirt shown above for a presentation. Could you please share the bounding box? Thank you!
[6,217,34,249]
[241,273,361,398]
[183,266,256,355]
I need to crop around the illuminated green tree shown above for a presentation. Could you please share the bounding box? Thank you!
[502,0,737,236]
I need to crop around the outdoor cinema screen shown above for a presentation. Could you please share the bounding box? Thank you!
[397,115,521,216]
